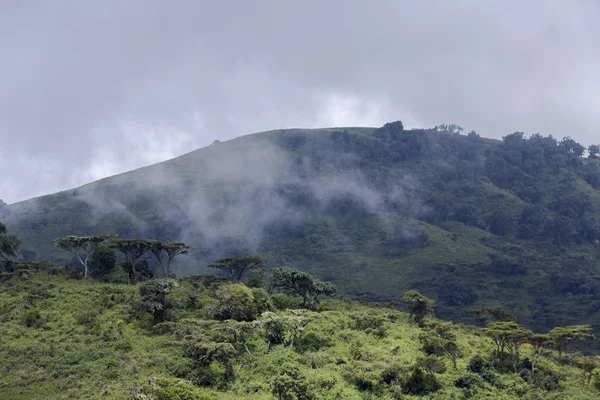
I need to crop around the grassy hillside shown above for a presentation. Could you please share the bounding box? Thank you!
[1,269,600,399]
[3,122,600,342]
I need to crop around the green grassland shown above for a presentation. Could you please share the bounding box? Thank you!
[1,270,600,399]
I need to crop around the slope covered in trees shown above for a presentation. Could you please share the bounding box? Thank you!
[3,122,600,340]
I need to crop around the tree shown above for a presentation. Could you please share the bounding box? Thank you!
[548,325,595,360]
[186,340,236,380]
[402,290,436,327]
[487,210,516,236]
[138,278,179,324]
[269,267,336,310]
[213,283,255,321]
[208,256,267,281]
[527,333,550,376]
[504,326,532,373]
[419,322,461,369]
[150,241,189,278]
[588,144,600,159]
[109,238,154,283]
[54,233,117,277]
[470,306,515,326]
[216,320,256,355]
[560,136,586,157]
[481,321,524,357]
[416,355,447,376]
[88,246,116,279]
[270,363,311,400]
[0,221,20,262]
[575,356,600,385]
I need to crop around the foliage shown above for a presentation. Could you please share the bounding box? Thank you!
[150,241,190,278]
[208,256,267,281]
[0,220,20,261]
[88,245,117,279]
[7,124,600,351]
[419,322,461,368]
[269,267,336,310]
[54,233,117,277]
[0,272,600,399]
[109,238,156,283]
[138,278,179,324]
[213,283,255,321]
[402,290,436,326]
[548,325,595,359]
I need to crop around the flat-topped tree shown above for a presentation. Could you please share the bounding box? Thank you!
[208,256,267,281]
[0,221,20,262]
[54,233,116,277]
[150,241,190,278]
[548,325,595,360]
[109,238,155,283]
[269,267,336,310]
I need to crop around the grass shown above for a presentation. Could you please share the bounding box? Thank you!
[1,271,600,399]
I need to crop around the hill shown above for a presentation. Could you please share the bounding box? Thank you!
[1,270,599,399]
[3,122,600,339]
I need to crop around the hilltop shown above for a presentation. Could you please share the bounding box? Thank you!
[3,121,600,339]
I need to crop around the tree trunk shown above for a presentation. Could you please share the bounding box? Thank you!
[165,258,172,277]
[128,257,137,284]
[76,254,88,278]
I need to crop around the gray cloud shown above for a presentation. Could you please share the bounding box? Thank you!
[2,0,600,203]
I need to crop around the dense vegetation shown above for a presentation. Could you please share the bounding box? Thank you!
[2,261,600,399]
[3,122,600,348]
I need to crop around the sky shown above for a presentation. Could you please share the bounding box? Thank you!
[1,0,600,204]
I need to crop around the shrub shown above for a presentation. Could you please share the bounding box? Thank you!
[271,293,302,311]
[138,279,179,324]
[351,312,387,337]
[402,368,442,396]
[21,309,44,328]
[213,283,255,321]
[131,376,210,400]
[455,374,485,390]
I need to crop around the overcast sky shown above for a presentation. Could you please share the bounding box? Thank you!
[1,1,599,203]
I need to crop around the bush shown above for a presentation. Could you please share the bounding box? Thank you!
[21,309,44,328]
[271,293,303,311]
[402,368,441,396]
[467,355,486,374]
[138,279,179,324]
[351,313,387,337]
[213,283,255,321]
[455,374,485,390]
[131,376,210,400]
[251,288,274,315]
[295,332,333,353]
[76,309,99,327]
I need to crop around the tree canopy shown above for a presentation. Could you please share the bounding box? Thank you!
[150,241,190,278]
[109,238,156,283]
[269,266,336,310]
[54,233,117,277]
[208,256,267,281]
[548,325,595,359]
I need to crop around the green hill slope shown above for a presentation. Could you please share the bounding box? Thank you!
[1,271,600,399]
[3,122,600,339]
